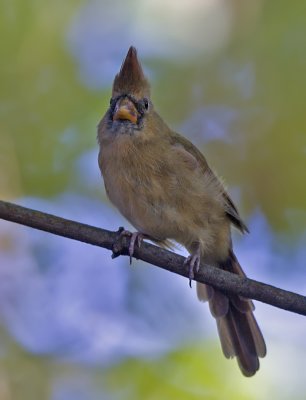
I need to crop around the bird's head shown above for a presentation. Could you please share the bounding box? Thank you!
[106,47,152,132]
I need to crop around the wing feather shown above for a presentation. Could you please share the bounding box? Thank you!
[169,132,249,233]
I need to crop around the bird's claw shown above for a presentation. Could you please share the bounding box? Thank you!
[119,229,144,264]
[184,252,201,288]
[128,232,144,264]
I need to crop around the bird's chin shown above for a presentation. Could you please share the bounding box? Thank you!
[110,119,141,135]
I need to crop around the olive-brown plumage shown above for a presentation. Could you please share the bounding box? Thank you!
[98,46,266,376]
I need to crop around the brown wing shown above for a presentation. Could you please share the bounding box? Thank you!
[169,131,249,234]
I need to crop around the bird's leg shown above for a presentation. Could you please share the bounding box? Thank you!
[119,229,147,264]
[184,242,201,288]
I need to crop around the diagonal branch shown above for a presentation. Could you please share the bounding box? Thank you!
[0,199,305,316]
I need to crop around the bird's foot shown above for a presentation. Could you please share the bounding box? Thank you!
[119,229,145,264]
[184,246,201,288]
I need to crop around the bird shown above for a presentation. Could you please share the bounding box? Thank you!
[97,46,266,376]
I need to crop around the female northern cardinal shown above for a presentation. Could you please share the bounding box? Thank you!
[98,47,266,376]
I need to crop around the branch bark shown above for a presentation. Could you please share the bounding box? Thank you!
[0,199,305,316]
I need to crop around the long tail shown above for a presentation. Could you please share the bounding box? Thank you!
[197,249,266,377]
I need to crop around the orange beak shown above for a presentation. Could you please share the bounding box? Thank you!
[113,99,138,124]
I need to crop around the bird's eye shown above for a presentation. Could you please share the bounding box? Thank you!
[143,98,149,110]
[109,98,114,106]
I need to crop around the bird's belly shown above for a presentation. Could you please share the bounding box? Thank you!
[103,157,230,258]
[106,174,214,246]
[105,175,174,239]
[129,197,228,261]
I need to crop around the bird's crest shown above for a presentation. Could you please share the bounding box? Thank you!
[112,46,150,98]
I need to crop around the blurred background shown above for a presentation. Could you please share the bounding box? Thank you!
[0,0,306,399]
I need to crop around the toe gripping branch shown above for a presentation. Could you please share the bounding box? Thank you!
[111,227,128,259]
[111,227,144,264]
[184,248,201,288]
[112,227,200,291]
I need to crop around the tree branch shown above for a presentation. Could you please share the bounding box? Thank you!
[0,199,305,316]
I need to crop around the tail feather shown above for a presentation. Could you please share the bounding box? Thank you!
[196,281,213,302]
[217,316,235,358]
[229,305,260,376]
[198,250,266,377]
[246,312,266,358]
[231,293,255,313]
[209,290,229,318]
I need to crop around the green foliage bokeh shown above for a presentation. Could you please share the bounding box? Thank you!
[0,1,305,399]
